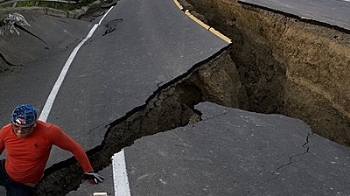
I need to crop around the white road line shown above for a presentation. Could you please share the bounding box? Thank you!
[112,150,131,196]
[37,6,129,196]
[39,7,113,121]
[39,25,97,121]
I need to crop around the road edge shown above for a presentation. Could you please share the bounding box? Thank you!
[173,0,232,43]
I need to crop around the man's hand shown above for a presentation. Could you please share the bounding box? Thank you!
[84,171,105,184]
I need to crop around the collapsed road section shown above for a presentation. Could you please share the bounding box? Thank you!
[35,44,238,195]
[181,0,350,146]
[1,0,350,195]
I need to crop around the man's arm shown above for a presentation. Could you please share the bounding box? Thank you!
[0,125,8,155]
[48,125,104,183]
[49,125,93,172]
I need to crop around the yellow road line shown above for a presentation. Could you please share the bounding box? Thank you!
[173,0,184,10]
[209,27,232,44]
[173,0,232,43]
[184,10,210,29]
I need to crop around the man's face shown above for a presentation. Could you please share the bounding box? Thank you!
[12,119,36,138]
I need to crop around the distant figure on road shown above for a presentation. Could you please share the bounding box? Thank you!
[0,104,104,196]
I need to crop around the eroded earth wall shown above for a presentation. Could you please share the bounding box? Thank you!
[182,0,350,146]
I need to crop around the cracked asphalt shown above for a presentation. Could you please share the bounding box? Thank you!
[124,102,350,196]
[1,0,350,195]
[73,0,350,195]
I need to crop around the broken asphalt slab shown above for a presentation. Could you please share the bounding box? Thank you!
[123,102,350,196]
[2,0,350,195]
[239,0,350,31]
[1,0,229,194]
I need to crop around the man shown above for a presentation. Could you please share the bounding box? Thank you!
[0,104,104,196]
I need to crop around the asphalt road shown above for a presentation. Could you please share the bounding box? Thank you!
[0,0,227,195]
[45,0,227,167]
[125,102,350,195]
[0,11,95,196]
[239,0,350,30]
[1,0,350,195]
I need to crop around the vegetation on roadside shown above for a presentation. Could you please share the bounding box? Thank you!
[0,0,96,11]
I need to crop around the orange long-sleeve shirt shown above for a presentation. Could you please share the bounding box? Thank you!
[0,120,93,184]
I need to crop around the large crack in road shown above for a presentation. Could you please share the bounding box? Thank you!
[1,0,350,194]
[182,0,350,147]
[35,46,237,195]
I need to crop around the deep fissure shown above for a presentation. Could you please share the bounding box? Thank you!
[2,0,350,194]
[35,45,234,195]
[182,0,350,146]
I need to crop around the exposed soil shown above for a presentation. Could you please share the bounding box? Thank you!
[35,45,235,196]
[180,0,350,146]
[79,0,350,148]
[2,0,350,195]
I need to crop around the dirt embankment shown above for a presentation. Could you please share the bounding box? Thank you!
[2,1,350,194]
[181,0,350,146]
